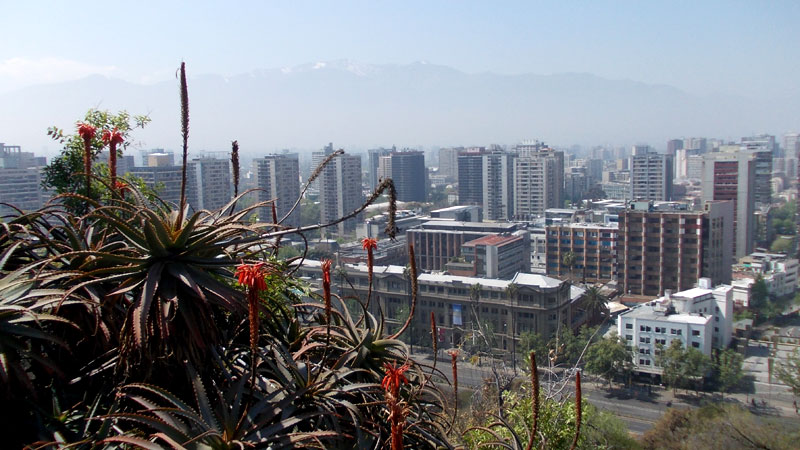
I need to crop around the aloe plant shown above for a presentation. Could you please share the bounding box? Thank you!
[105,364,340,449]
[0,255,77,393]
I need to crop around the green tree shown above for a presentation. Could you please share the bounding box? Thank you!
[775,348,800,399]
[657,340,711,393]
[584,332,634,386]
[684,347,712,392]
[750,274,769,311]
[551,325,598,366]
[657,340,687,392]
[519,331,548,363]
[562,251,576,282]
[770,235,795,253]
[42,109,150,213]
[714,349,744,397]
[583,285,609,324]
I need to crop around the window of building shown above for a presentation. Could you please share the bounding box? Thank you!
[626,335,632,341]
[691,342,700,348]
[692,330,700,336]
[626,323,633,329]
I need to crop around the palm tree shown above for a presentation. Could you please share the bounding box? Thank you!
[470,282,483,324]
[505,282,519,372]
[562,251,576,282]
[583,285,609,325]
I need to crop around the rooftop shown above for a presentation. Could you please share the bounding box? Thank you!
[420,220,519,231]
[462,234,522,247]
[547,222,618,230]
[431,205,480,213]
[622,302,712,325]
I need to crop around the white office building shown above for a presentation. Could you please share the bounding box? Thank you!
[617,278,733,374]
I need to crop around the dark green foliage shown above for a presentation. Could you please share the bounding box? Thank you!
[714,348,744,396]
[584,332,635,385]
[656,340,712,392]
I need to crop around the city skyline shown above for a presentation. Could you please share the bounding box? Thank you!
[2,2,799,155]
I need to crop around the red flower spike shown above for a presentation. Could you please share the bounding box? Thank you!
[382,361,410,396]
[362,237,378,283]
[102,128,124,188]
[114,181,130,194]
[101,128,124,146]
[321,259,333,322]
[77,123,97,141]
[361,237,378,252]
[235,262,269,292]
[77,123,97,197]
[321,259,332,285]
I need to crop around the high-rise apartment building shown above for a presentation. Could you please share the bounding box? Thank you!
[675,148,701,180]
[319,151,362,236]
[585,159,604,186]
[742,134,777,155]
[252,154,301,227]
[616,201,733,297]
[437,147,461,182]
[128,164,198,208]
[384,151,426,202]
[513,142,564,220]
[457,148,486,206]
[629,146,673,201]
[666,139,684,156]
[310,143,335,191]
[368,147,393,190]
[565,168,588,203]
[188,157,232,212]
[545,223,618,283]
[0,167,45,216]
[684,138,708,153]
[0,143,46,169]
[701,151,756,258]
[482,151,515,220]
[720,141,772,206]
[783,132,799,157]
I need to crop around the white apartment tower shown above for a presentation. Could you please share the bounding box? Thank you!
[629,146,673,201]
[513,142,564,220]
[319,151,363,236]
[189,157,232,212]
[252,154,301,228]
[482,151,515,221]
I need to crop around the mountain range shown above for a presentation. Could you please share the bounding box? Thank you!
[1,60,798,156]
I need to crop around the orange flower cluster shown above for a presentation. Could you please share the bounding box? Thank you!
[382,361,410,450]
[102,128,124,188]
[235,262,269,292]
[235,262,271,356]
[362,237,378,283]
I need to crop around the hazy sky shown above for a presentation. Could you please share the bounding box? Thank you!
[2,1,798,98]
